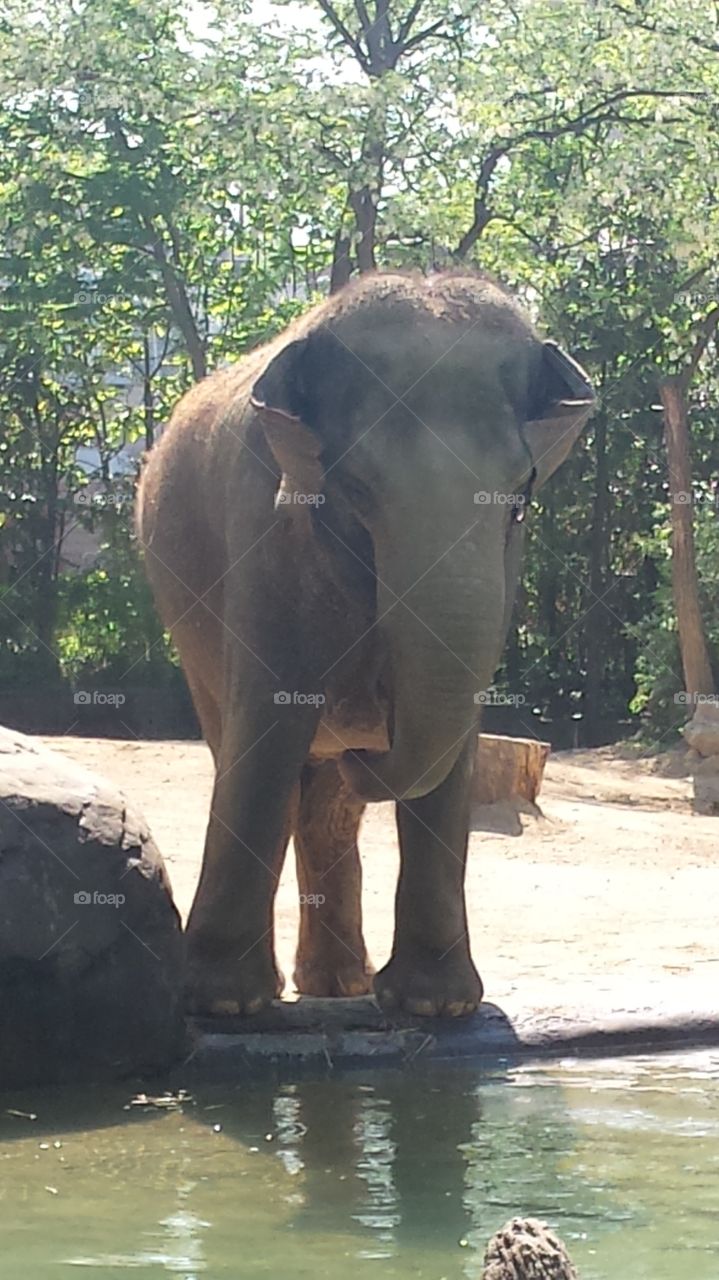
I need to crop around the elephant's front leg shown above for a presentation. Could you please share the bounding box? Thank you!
[375,738,483,1017]
[186,694,318,1016]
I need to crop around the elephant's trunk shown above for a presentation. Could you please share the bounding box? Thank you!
[339,517,505,802]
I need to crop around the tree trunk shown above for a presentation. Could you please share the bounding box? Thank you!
[345,98,386,278]
[455,204,494,260]
[349,184,378,273]
[148,234,206,382]
[584,404,609,744]
[659,374,714,698]
[142,333,155,449]
[320,1,450,286]
[329,229,353,294]
[33,455,61,675]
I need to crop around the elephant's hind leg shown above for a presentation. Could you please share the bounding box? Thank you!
[293,761,373,997]
[176,632,222,763]
[140,528,224,760]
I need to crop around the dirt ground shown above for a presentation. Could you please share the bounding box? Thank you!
[41,735,719,1020]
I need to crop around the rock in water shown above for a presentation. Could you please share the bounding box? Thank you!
[0,726,184,1088]
[483,1218,578,1279]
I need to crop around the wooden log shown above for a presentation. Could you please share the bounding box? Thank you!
[472,733,551,807]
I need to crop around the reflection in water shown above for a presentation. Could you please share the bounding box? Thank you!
[352,1096,398,1251]
[0,1051,718,1279]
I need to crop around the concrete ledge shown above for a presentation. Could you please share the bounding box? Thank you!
[178,996,719,1081]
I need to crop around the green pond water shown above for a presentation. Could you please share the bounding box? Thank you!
[1,1049,718,1279]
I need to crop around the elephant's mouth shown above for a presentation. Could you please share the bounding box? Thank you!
[309,707,391,762]
[308,656,391,759]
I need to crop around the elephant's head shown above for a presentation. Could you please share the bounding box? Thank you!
[251,273,594,803]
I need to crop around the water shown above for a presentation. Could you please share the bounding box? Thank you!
[1,1050,719,1279]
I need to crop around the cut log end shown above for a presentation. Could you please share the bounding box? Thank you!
[473,733,551,808]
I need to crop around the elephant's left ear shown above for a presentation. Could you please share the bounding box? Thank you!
[251,339,325,509]
[523,341,595,487]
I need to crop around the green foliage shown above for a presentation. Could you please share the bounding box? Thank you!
[2,0,719,742]
[54,486,174,684]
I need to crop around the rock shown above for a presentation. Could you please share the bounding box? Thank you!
[692,771,719,815]
[473,734,551,808]
[0,726,184,1088]
[682,702,719,757]
[482,1217,578,1279]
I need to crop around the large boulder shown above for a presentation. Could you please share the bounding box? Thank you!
[682,700,719,757]
[682,703,719,813]
[0,726,184,1088]
[692,752,719,815]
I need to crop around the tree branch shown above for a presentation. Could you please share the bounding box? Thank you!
[402,19,446,53]
[684,305,719,386]
[396,0,425,46]
[611,3,719,55]
[454,87,703,258]
[315,0,371,71]
[105,117,206,381]
[453,145,506,258]
[510,88,702,148]
[354,0,371,29]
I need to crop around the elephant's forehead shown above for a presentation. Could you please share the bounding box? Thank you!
[322,305,536,406]
[319,319,533,443]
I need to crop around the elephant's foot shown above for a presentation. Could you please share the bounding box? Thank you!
[374,942,483,1017]
[293,950,374,998]
[185,936,284,1017]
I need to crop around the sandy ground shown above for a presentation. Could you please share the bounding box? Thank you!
[40,735,719,1020]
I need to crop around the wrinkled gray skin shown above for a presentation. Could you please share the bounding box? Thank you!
[137,272,594,1018]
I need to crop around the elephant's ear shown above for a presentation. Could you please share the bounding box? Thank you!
[251,339,324,509]
[523,341,595,488]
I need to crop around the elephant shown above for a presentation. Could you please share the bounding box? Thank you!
[137,270,594,1019]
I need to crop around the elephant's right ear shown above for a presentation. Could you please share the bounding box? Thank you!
[523,341,595,488]
[251,340,325,508]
